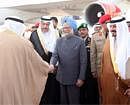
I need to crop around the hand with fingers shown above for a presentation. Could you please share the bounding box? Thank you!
[49,64,55,73]
[76,79,84,87]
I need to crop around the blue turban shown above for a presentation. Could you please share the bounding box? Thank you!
[61,16,77,31]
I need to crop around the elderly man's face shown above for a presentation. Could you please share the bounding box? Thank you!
[62,23,72,34]
[94,26,102,32]
[41,22,50,33]
[78,28,89,38]
[110,24,117,37]
[52,20,58,29]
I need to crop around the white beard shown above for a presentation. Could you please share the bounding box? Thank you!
[62,30,74,37]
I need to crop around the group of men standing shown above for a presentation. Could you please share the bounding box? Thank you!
[0,8,130,105]
[31,16,98,105]
[29,15,97,104]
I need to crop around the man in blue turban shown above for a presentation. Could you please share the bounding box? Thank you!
[61,16,78,36]
[49,16,87,104]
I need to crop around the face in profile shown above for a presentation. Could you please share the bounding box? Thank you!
[110,24,117,37]
[52,19,58,29]
[127,22,130,32]
[41,22,50,33]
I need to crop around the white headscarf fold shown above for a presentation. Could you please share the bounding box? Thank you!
[108,16,130,79]
[1,16,26,36]
[37,16,57,53]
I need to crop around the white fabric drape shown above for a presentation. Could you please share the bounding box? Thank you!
[38,20,57,53]
[108,18,130,79]
[1,16,26,36]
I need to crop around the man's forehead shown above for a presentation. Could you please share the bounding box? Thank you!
[41,21,50,24]
[79,28,88,30]
[63,23,70,27]
[127,21,130,25]
[110,23,116,27]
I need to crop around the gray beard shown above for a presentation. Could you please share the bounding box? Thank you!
[62,30,74,37]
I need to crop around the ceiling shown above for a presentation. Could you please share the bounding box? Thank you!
[7,0,96,23]
[10,0,95,14]
[0,0,130,24]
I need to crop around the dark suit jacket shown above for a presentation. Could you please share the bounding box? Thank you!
[50,35,87,85]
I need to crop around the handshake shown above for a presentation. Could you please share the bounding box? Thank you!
[48,64,84,87]
[49,64,57,73]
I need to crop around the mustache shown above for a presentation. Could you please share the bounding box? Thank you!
[41,27,48,29]
[80,32,86,35]
[110,30,116,33]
